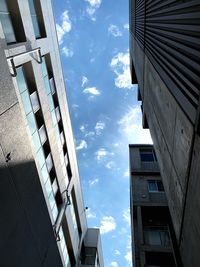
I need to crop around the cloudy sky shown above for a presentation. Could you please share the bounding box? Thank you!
[53,0,152,266]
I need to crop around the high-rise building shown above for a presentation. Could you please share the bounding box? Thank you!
[0,1,103,267]
[129,144,181,267]
[129,1,200,266]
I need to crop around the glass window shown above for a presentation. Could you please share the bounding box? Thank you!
[48,94,55,111]
[148,180,164,192]
[27,111,37,134]
[140,148,157,162]
[49,191,56,210]
[144,228,170,247]
[51,110,57,126]
[16,67,28,93]
[0,0,16,43]
[32,131,41,152]
[41,164,49,184]
[37,147,45,168]
[21,90,32,115]
[45,178,52,197]
[28,0,41,38]
[45,76,51,95]
[52,203,58,221]
[41,59,48,77]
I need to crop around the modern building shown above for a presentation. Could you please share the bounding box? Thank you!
[0,1,103,267]
[129,1,200,266]
[129,144,182,267]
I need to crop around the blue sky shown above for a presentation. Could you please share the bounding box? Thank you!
[53,1,152,266]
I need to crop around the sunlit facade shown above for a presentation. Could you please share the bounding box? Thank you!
[0,0,103,266]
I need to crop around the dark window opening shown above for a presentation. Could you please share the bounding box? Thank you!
[148,180,164,193]
[28,0,46,39]
[140,148,157,162]
[0,0,26,44]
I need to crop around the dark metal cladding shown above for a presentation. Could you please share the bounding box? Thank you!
[130,0,200,124]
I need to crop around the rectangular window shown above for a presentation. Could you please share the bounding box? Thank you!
[148,180,164,192]
[0,0,26,44]
[144,227,170,247]
[140,148,157,162]
[28,0,46,39]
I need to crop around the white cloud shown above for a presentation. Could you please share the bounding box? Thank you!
[83,87,101,96]
[85,131,95,137]
[114,250,121,256]
[110,52,133,89]
[89,178,99,186]
[62,46,73,57]
[108,24,122,37]
[76,140,87,150]
[82,76,89,87]
[118,106,152,144]
[100,216,116,234]
[123,208,131,226]
[56,10,72,44]
[105,161,115,169]
[125,251,132,267]
[80,125,86,133]
[95,121,105,135]
[124,236,132,267]
[86,208,96,219]
[124,23,129,30]
[95,148,108,160]
[123,169,129,178]
[109,262,118,267]
[85,0,102,20]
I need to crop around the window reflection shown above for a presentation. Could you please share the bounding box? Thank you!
[0,0,16,43]
[30,91,40,112]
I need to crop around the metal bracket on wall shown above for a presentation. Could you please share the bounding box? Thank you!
[7,47,42,77]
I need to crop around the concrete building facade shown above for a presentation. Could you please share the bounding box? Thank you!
[129,1,200,266]
[129,144,181,267]
[0,1,103,267]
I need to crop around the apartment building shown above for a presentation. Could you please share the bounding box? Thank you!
[0,1,103,266]
[129,144,181,267]
[129,1,200,266]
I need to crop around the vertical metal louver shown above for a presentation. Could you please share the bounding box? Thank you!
[131,0,200,124]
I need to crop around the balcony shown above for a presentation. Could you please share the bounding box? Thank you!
[38,125,47,144]
[132,161,160,174]
[30,91,40,112]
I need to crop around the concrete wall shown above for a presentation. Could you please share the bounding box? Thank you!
[0,0,91,266]
[130,39,200,267]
